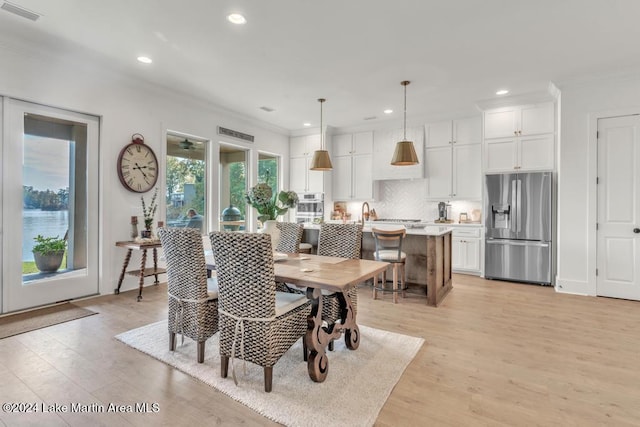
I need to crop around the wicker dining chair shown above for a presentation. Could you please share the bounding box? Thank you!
[274,222,304,292]
[275,222,304,253]
[209,231,311,392]
[317,223,363,341]
[157,227,219,363]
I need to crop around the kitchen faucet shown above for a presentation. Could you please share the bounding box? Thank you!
[361,202,370,225]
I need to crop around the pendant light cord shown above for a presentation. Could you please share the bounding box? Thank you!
[402,81,410,140]
[318,98,325,149]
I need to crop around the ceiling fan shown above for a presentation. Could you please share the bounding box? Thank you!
[179,139,196,150]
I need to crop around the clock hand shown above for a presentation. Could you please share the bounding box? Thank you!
[133,163,148,179]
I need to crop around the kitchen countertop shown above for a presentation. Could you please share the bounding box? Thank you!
[302,222,453,236]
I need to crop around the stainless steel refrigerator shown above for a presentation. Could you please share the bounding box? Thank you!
[484,172,552,285]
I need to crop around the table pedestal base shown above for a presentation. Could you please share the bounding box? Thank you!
[305,287,359,382]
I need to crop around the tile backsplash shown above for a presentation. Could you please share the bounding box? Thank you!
[342,179,482,223]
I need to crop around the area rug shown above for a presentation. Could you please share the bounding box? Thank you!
[0,303,97,339]
[116,320,424,427]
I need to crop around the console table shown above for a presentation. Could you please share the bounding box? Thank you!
[114,240,166,301]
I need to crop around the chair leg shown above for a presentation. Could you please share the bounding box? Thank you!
[169,332,176,351]
[197,341,205,363]
[401,262,407,297]
[264,367,273,393]
[372,272,377,300]
[303,336,308,362]
[221,355,229,378]
[393,264,398,304]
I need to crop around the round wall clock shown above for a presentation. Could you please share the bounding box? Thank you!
[117,133,159,193]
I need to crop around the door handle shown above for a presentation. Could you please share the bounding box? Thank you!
[634,228,640,233]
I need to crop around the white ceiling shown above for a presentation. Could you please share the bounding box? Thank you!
[2,0,640,133]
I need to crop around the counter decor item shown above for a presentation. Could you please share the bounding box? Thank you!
[140,187,158,239]
[221,205,242,231]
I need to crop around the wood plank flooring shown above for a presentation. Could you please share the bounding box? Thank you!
[1,274,639,426]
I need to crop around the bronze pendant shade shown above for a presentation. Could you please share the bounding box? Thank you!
[310,98,333,171]
[391,81,419,166]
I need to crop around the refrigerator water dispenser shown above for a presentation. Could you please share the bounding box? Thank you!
[491,204,511,229]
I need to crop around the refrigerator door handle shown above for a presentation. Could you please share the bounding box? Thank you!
[511,180,518,233]
[516,179,522,233]
[486,239,550,248]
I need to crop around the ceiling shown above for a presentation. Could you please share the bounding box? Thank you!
[2,0,640,133]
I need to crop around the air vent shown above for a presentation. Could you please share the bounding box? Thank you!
[218,126,254,143]
[363,116,377,121]
[1,1,41,21]
[259,106,275,112]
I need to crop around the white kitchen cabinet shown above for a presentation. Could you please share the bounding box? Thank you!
[452,236,481,272]
[484,134,554,173]
[483,102,555,173]
[372,126,424,180]
[332,131,373,200]
[290,134,324,193]
[425,117,482,200]
[426,116,482,147]
[484,103,554,139]
[451,227,482,274]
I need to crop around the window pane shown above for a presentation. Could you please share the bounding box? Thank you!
[166,137,206,233]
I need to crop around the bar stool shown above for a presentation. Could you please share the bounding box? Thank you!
[371,226,407,303]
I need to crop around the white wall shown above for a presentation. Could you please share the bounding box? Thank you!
[0,41,290,296]
[556,75,640,295]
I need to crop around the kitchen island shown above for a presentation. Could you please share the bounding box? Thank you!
[362,226,453,307]
[301,222,453,306]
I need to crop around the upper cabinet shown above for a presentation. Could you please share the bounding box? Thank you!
[483,102,555,173]
[484,103,554,139]
[425,116,482,200]
[372,126,424,180]
[289,134,324,193]
[332,131,374,200]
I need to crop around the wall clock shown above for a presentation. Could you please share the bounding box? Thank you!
[117,133,159,193]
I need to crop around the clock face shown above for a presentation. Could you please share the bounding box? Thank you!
[117,142,159,193]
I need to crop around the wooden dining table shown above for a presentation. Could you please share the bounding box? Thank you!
[273,253,388,382]
[206,252,388,382]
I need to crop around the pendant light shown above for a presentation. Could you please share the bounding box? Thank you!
[391,80,419,166]
[310,98,333,171]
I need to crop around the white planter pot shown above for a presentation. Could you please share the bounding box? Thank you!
[261,220,281,249]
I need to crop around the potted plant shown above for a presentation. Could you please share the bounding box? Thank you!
[245,174,298,246]
[32,234,66,273]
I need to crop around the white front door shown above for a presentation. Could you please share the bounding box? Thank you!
[596,115,640,300]
[2,99,100,312]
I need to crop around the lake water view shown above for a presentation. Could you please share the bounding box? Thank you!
[23,209,69,261]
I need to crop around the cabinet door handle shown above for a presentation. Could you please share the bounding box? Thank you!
[514,131,518,136]
[634,228,640,233]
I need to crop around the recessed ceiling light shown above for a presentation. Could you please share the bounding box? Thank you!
[383,109,393,114]
[496,89,509,95]
[227,13,246,24]
[303,123,311,127]
[137,56,152,64]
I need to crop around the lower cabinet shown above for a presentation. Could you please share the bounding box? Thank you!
[451,227,482,275]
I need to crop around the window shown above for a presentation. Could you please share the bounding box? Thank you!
[165,134,206,233]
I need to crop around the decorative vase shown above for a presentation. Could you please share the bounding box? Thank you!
[130,216,139,240]
[222,205,242,231]
[261,220,281,249]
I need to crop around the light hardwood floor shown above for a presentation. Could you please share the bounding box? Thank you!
[1,274,640,426]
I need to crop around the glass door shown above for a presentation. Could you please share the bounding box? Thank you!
[2,99,99,312]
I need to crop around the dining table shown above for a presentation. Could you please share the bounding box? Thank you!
[275,253,389,382]
[206,252,388,383]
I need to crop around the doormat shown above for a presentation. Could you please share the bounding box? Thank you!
[0,303,97,339]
